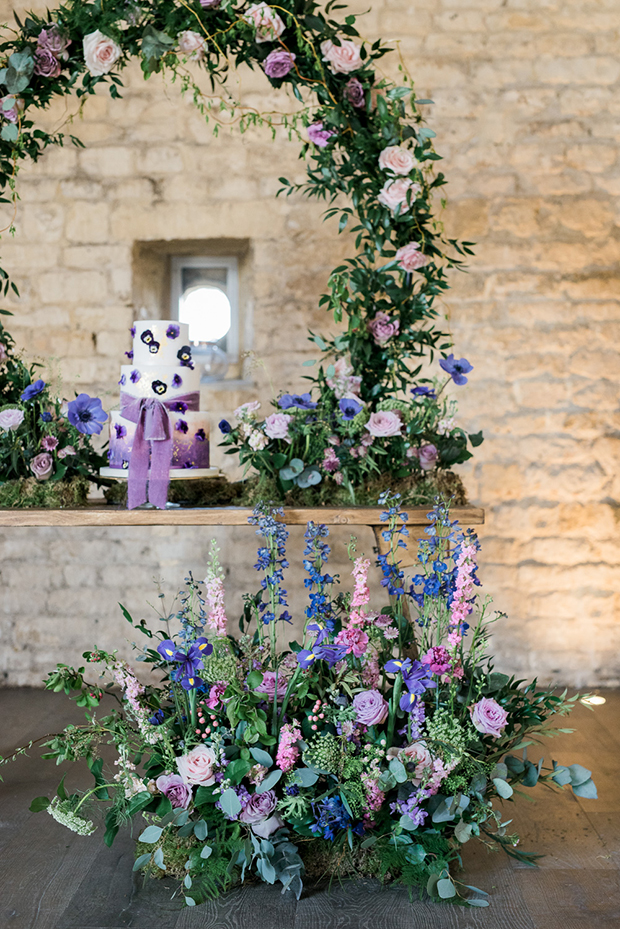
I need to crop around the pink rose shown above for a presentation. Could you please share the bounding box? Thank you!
[379,145,418,176]
[263,49,296,79]
[0,342,7,362]
[469,698,508,738]
[254,670,289,701]
[378,178,421,215]
[307,121,335,148]
[1,95,24,123]
[177,30,207,60]
[0,408,24,430]
[352,689,389,726]
[58,445,76,459]
[401,741,433,784]
[156,773,192,809]
[367,311,400,345]
[41,435,59,451]
[396,241,429,273]
[410,443,438,471]
[244,4,285,43]
[264,412,292,442]
[320,39,363,75]
[83,30,122,77]
[365,410,403,438]
[176,744,217,786]
[30,452,53,481]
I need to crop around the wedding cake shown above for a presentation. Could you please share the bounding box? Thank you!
[101,320,214,508]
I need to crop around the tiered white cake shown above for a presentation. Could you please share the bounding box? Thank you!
[101,320,214,478]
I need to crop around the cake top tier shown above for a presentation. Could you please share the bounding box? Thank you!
[131,320,193,368]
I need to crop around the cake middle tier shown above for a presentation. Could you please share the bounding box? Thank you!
[107,410,210,471]
[119,364,201,400]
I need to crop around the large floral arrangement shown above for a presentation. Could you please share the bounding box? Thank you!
[0,315,107,505]
[0,1,480,500]
[220,353,482,505]
[6,496,596,907]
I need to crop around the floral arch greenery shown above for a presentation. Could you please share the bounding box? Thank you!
[0,0,480,503]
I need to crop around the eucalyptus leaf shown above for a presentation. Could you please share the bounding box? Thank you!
[200,844,213,859]
[220,787,242,817]
[132,853,152,871]
[194,820,208,840]
[153,847,166,870]
[572,778,598,799]
[569,763,592,786]
[138,825,163,843]
[492,777,514,799]
[293,767,319,787]
[437,877,456,899]
[256,768,282,793]
[1,123,18,143]
[250,747,274,768]
[296,467,321,488]
[388,758,407,784]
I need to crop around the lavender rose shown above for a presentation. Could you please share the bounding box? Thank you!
[155,773,192,809]
[344,77,365,108]
[320,38,363,75]
[38,25,71,60]
[239,789,277,825]
[34,45,61,79]
[264,412,292,442]
[176,745,217,786]
[352,689,389,726]
[367,311,400,345]
[30,452,53,481]
[83,30,122,77]
[200,0,221,6]
[1,95,24,123]
[410,443,438,471]
[396,241,429,273]
[307,121,335,148]
[378,178,421,215]
[469,698,508,738]
[0,408,24,430]
[263,49,296,79]
[365,410,403,438]
[254,670,288,701]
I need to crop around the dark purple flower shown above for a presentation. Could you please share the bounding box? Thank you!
[263,49,296,79]
[411,385,436,399]
[130,325,136,338]
[130,369,141,384]
[182,461,193,468]
[34,45,61,78]
[176,418,189,433]
[166,324,180,339]
[114,423,127,439]
[278,392,317,410]
[148,341,160,354]
[157,637,213,690]
[156,773,192,810]
[338,397,363,420]
[344,77,365,108]
[140,329,154,346]
[196,428,206,441]
[20,379,46,401]
[40,411,52,423]
[37,25,71,60]
[152,380,167,395]
[67,394,108,435]
[177,346,193,367]
[125,350,134,361]
[173,400,188,414]
[439,354,473,386]
[172,373,183,388]
[119,374,126,386]
[308,121,336,148]
[218,419,232,434]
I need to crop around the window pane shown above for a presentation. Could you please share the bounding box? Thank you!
[179,285,231,344]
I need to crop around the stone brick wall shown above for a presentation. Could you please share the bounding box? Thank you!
[0,0,618,687]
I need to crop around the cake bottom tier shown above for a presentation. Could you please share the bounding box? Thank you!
[106,410,210,471]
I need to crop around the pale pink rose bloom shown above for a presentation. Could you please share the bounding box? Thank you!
[234,400,261,420]
[58,445,76,459]
[379,145,418,176]
[365,410,403,438]
[326,356,363,399]
[0,342,7,362]
[378,178,421,215]
[367,311,400,345]
[248,429,269,451]
[176,744,217,786]
[30,452,53,481]
[396,241,429,272]
[320,39,363,75]
[401,741,433,784]
[245,3,285,43]
[177,30,207,60]
[469,697,508,738]
[0,408,24,430]
[264,412,292,442]
[83,30,122,77]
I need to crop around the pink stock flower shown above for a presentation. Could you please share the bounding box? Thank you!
[0,342,7,362]
[378,145,418,176]
[248,429,269,451]
[367,311,400,345]
[276,723,302,772]
[365,410,403,438]
[396,241,429,272]
[320,39,363,75]
[326,356,362,399]
[205,681,228,709]
[378,178,421,215]
[351,557,371,608]
[264,412,292,442]
[204,573,228,635]
[335,627,369,658]
[469,697,508,738]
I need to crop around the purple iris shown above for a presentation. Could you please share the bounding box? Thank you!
[411,385,436,399]
[157,637,213,690]
[20,379,46,401]
[67,394,108,435]
[278,393,318,410]
[219,419,232,434]
[385,656,436,711]
[176,418,189,434]
[298,637,347,669]
[338,397,363,420]
[172,374,183,388]
[439,354,473,386]
[166,324,180,339]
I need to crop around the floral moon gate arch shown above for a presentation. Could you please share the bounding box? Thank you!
[0,0,478,498]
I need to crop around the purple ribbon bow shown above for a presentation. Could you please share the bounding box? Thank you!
[120,391,199,509]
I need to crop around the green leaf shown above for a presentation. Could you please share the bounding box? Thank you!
[141,24,174,70]
[138,825,163,843]
[29,796,50,812]
[249,747,274,768]
[185,896,196,906]
[56,773,68,801]
[227,758,252,784]
[246,669,264,690]
[469,430,484,447]
[492,778,514,799]
[572,778,597,799]
[0,123,18,143]
[153,847,166,870]
[437,878,456,899]
[200,844,213,859]
[301,360,316,367]
[388,758,407,783]
[455,820,473,843]
[569,763,592,786]
[193,820,208,840]
[133,853,152,871]
[256,768,282,793]
[220,787,242,818]
[468,898,490,907]
[405,844,426,864]
[293,767,319,788]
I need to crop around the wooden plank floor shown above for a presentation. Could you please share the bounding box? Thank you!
[1,689,619,929]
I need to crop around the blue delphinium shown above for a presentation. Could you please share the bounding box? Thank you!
[377,491,409,597]
[310,797,363,841]
[249,503,290,625]
[303,521,336,632]
[439,354,473,386]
